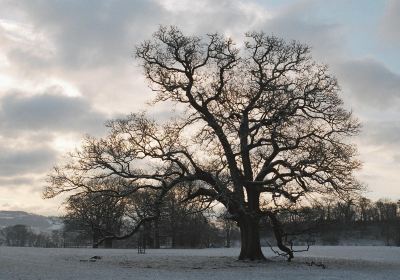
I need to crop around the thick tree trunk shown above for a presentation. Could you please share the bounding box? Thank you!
[238,215,265,260]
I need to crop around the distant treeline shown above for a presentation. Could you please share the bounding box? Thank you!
[0,224,63,247]
[264,197,400,246]
[61,189,236,249]
[1,197,399,248]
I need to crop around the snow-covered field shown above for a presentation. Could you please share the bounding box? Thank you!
[1,246,399,280]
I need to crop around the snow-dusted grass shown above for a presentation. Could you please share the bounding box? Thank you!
[1,246,399,279]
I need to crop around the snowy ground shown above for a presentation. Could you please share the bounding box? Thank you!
[1,246,399,280]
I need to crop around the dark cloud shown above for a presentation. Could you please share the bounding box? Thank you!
[161,0,266,35]
[0,87,108,136]
[0,0,272,70]
[335,59,400,108]
[259,3,344,61]
[0,146,56,176]
[1,0,346,114]
[10,0,165,68]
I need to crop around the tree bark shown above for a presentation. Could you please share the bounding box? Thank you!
[238,215,265,260]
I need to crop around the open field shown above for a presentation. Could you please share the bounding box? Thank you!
[1,246,400,279]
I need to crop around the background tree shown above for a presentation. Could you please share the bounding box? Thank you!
[375,199,398,245]
[4,224,30,247]
[45,26,361,261]
[159,187,219,248]
[217,210,239,248]
[62,178,128,248]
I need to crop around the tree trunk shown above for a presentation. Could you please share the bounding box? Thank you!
[225,223,231,248]
[104,238,113,248]
[92,232,98,248]
[153,219,160,249]
[171,228,176,248]
[238,215,265,260]
[268,213,294,261]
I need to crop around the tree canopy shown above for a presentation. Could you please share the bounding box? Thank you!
[45,26,361,261]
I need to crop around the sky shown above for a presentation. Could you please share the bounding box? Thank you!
[0,0,399,216]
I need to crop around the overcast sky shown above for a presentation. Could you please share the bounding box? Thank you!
[0,0,399,216]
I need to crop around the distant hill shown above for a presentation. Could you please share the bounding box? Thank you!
[0,211,63,232]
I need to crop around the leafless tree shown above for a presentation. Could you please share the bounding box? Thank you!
[4,224,30,247]
[45,26,362,261]
[62,180,127,248]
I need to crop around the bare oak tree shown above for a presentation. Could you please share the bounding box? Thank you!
[45,26,361,261]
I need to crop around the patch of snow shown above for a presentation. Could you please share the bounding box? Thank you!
[0,246,399,280]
